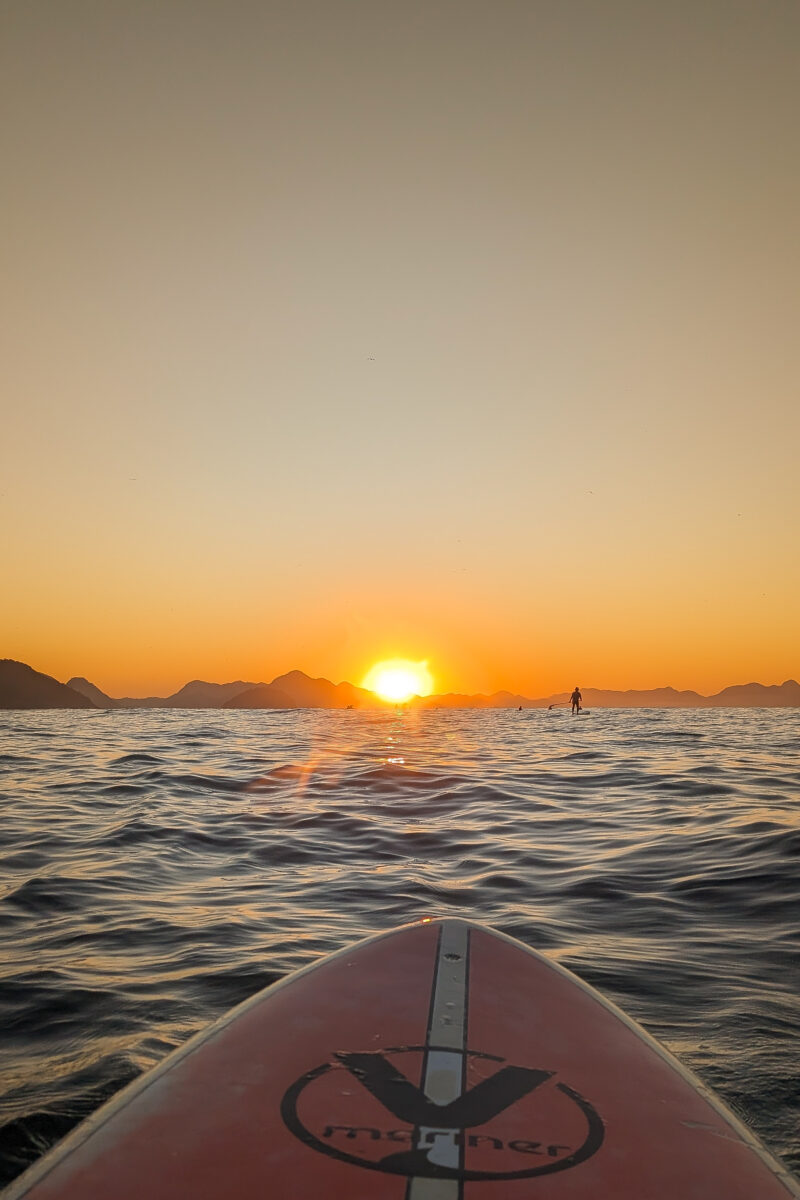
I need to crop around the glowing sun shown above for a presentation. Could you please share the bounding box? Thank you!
[362,659,434,703]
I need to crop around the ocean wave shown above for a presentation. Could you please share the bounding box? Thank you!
[0,707,798,1184]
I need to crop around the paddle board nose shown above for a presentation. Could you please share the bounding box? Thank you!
[4,918,798,1199]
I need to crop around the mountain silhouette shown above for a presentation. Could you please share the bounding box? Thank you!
[536,686,707,709]
[2,660,799,709]
[703,679,800,707]
[165,680,266,707]
[67,677,118,707]
[412,689,534,709]
[224,684,297,708]
[64,670,377,710]
[268,670,379,708]
[2,661,95,709]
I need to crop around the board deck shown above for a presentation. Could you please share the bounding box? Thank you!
[5,918,798,1199]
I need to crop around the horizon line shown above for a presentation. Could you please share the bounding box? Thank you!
[4,659,799,707]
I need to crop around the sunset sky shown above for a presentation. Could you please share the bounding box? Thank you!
[3,1,798,699]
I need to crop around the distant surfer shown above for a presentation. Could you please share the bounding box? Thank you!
[570,686,582,714]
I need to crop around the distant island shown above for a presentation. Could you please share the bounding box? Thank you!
[2,659,799,710]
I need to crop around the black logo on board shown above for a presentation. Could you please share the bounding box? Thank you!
[280,1045,604,1181]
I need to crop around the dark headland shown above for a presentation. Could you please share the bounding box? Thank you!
[1,659,799,710]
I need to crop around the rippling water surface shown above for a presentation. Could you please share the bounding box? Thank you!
[1,706,798,1186]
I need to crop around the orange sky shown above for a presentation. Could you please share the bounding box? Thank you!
[2,2,798,700]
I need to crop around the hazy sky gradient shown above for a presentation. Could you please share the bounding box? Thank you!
[3,1,798,696]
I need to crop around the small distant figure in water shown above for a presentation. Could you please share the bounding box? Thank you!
[570,686,582,714]
[518,705,523,711]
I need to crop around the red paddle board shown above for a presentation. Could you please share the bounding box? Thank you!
[5,918,797,1199]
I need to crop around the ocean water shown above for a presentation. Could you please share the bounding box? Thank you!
[0,706,798,1187]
